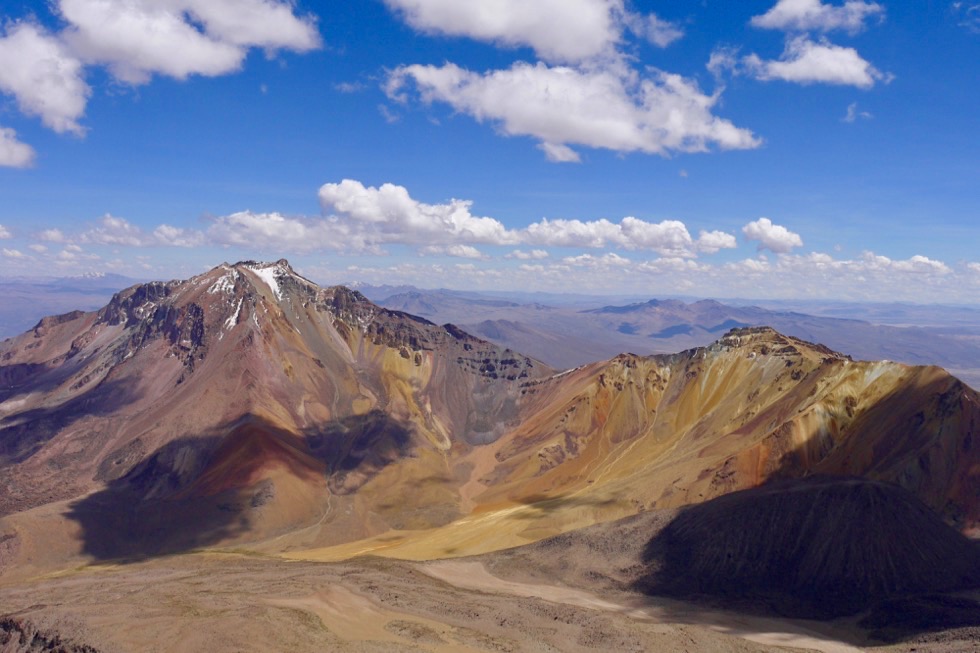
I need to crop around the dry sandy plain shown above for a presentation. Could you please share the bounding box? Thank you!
[3,510,979,653]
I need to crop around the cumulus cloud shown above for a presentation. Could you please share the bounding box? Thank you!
[523,217,621,248]
[73,214,208,248]
[523,216,737,257]
[562,252,632,267]
[631,14,685,48]
[28,244,47,253]
[861,252,951,275]
[506,249,550,260]
[751,0,885,34]
[318,179,518,246]
[208,210,341,252]
[81,214,145,246]
[382,0,626,64]
[743,217,803,253]
[0,22,90,135]
[419,244,489,259]
[387,62,761,161]
[2,248,25,259]
[0,126,37,168]
[0,0,318,160]
[744,37,890,88]
[696,230,739,254]
[37,228,67,242]
[153,224,206,247]
[58,0,320,84]
[0,224,10,239]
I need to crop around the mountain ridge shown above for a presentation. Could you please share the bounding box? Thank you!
[0,260,978,575]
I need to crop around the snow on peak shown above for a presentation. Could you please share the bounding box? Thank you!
[208,269,239,295]
[244,260,295,301]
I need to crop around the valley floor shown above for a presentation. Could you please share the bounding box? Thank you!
[2,551,977,653]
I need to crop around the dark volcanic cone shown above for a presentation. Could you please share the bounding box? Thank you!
[639,475,980,618]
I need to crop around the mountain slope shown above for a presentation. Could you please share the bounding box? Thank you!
[0,262,978,571]
[0,260,549,563]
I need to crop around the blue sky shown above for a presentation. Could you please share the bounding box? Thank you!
[0,0,977,302]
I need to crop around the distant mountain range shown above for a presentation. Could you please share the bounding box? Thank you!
[0,273,138,339]
[373,287,980,389]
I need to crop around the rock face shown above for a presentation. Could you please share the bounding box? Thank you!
[638,475,980,617]
[0,261,978,566]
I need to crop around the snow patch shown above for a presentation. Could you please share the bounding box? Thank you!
[225,298,243,330]
[208,269,239,295]
[247,262,286,301]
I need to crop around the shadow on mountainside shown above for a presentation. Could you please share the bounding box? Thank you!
[634,475,980,643]
[65,412,416,563]
[0,377,141,467]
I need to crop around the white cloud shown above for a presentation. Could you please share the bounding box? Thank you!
[58,0,320,84]
[419,244,489,259]
[153,224,206,247]
[382,0,625,64]
[208,210,342,252]
[318,179,519,246]
[1,248,25,259]
[562,252,632,267]
[727,257,772,273]
[523,216,737,257]
[75,214,208,248]
[744,37,890,88]
[320,249,973,303]
[81,214,144,246]
[743,217,803,253]
[842,101,873,122]
[751,0,885,33]
[0,22,90,135]
[707,46,741,79]
[522,217,623,249]
[37,228,67,242]
[0,126,37,168]
[633,14,685,48]
[620,217,704,256]
[0,224,10,239]
[28,244,48,253]
[538,142,582,163]
[506,249,549,260]
[697,230,739,254]
[387,62,761,161]
[878,253,951,275]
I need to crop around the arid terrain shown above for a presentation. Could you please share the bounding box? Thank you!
[2,260,979,652]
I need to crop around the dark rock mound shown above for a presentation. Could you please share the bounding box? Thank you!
[0,616,102,652]
[638,475,980,618]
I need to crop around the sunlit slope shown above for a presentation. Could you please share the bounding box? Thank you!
[293,327,980,561]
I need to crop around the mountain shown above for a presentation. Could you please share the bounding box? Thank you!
[0,260,549,564]
[0,261,978,573]
[375,291,980,388]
